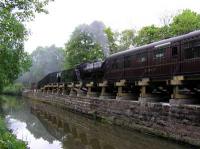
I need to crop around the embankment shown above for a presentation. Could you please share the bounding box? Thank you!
[24,91,200,146]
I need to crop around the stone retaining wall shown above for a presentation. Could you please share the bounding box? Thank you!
[23,91,200,146]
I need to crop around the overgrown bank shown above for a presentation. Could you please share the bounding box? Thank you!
[1,83,24,96]
[0,117,26,149]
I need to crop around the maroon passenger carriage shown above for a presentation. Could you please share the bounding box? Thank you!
[102,30,200,103]
[104,30,200,81]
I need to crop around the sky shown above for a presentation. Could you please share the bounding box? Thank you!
[24,0,200,53]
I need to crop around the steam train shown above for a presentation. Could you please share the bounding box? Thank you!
[38,30,200,100]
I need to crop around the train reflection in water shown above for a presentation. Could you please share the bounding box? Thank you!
[30,100,190,149]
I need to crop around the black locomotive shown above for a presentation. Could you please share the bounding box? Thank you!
[37,60,104,89]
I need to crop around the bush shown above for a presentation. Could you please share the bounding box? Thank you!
[2,83,24,96]
[0,117,26,149]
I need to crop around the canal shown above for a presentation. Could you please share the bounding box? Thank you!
[0,95,196,149]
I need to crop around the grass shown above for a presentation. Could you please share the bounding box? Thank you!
[0,117,26,149]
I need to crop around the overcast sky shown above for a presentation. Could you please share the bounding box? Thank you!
[24,0,200,53]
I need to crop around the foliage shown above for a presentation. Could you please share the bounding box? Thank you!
[0,9,31,93]
[2,83,24,96]
[134,25,162,46]
[104,27,119,54]
[0,117,26,149]
[17,45,65,86]
[0,0,53,22]
[118,29,135,51]
[0,0,52,92]
[158,25,172,39]
[134,9,200,46]
[72,21,109,57]
[71,23,135,56]
[65,31,104,69]
[104,27,136,54]
[170,9,200,35]
[104,9,200,51]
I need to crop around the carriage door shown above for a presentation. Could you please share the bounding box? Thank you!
[109,57,124,81]
[170,42,180,75]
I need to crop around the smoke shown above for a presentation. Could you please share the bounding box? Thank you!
[17,45,65,86]
[75,21,110,57]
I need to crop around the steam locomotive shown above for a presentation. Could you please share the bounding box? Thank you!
[38,30,200,94]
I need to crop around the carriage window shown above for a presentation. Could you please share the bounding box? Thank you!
[154,48,165,59]
[185,48,193,59]
[112,59,118,69]
[112,59,123,69]
[184,47,200,59]
[172,47,178,56]
[136,53,147,63]
[137,53,147,62]
[194,47,200,58]
[189,40,200,48]
[140,57,146,62]
[124,56,131,68]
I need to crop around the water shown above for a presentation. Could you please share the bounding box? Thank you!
[0,95,196,149]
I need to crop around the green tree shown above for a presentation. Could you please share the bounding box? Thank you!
[0,0,52,92]
[118,29,135,51]
[0,0,52,21]
[0,10,31,92]
[134,10,200,46]
[170,9,200,35]
[64,31,104,69]
[134,25,161,46]
[104,28,136,54]
[104,27,118,54]
[158,25,172,39]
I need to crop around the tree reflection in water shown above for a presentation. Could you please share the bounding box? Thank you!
[0,96,196,149]
[30,100,193,149]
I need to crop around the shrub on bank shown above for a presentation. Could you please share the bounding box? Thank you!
[2,83,24,96]
[0,117,26,149]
